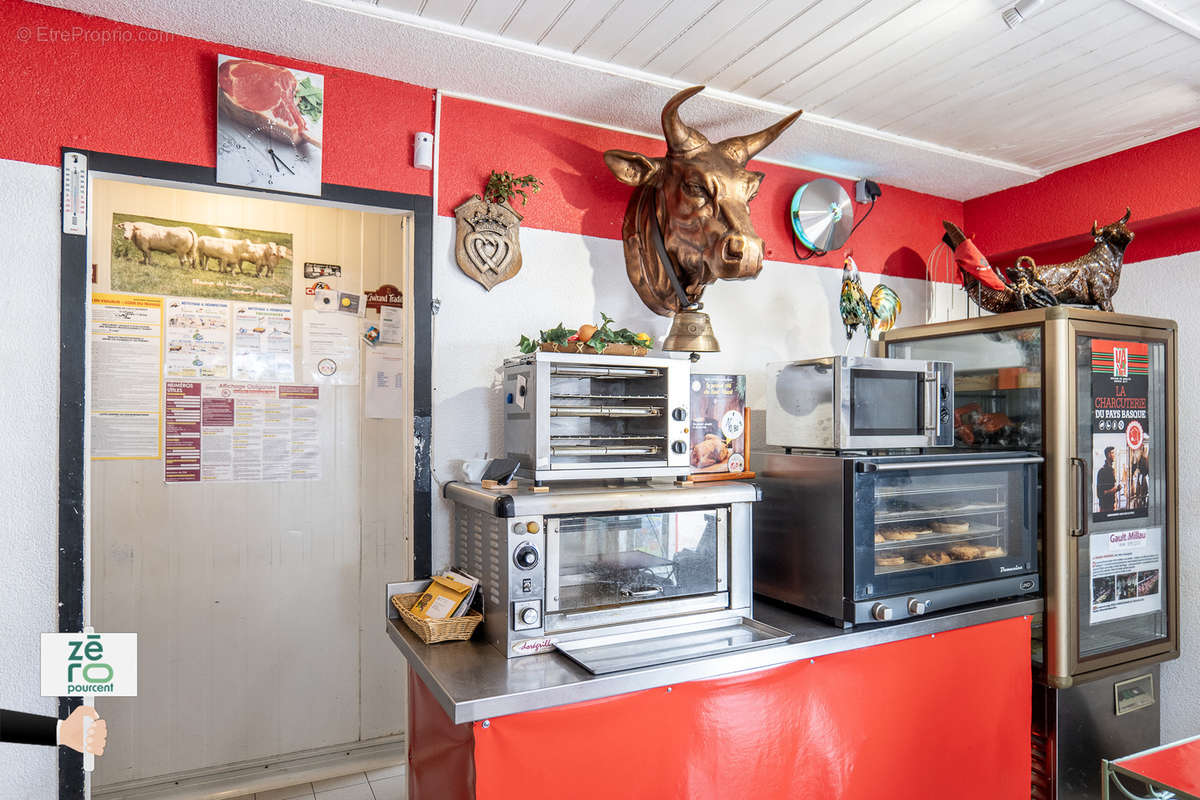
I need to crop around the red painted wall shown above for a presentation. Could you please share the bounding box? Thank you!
[963,126,1200,268]
[3,1,963,282]
[0,1,435,196]
[440,97,964,281]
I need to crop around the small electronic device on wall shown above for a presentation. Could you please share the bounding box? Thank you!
[414,132,434,170]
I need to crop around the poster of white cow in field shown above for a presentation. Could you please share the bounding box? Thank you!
[110,212,293,304]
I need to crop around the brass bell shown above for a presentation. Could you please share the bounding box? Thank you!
[662,308,720,353]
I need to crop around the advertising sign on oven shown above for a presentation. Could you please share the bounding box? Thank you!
[1091,340,1150,522]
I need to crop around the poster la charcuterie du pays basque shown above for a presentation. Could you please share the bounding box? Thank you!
[1091,339,1150,522]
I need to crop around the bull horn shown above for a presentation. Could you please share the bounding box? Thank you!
[1120,206,1131,224]
[718,109,803,165]
[1092,220,1100,236]
[661,85,709,154]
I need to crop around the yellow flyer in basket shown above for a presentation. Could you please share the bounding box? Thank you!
[411,575,472,620]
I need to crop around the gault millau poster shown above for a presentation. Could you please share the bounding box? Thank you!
[1091,339,1150,523]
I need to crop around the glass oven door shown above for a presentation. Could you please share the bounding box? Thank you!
[544,508,729,631]
[853,455,1039,602]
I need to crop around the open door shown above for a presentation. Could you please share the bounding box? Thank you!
[82,173,418,794]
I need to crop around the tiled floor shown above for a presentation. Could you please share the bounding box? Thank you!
[229,763,407,800]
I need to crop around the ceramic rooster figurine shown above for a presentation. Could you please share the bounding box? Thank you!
[839,255,901,354]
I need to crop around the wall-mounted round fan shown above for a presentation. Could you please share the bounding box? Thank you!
[789,178,854,253]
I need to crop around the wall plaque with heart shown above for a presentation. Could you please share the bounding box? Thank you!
[454,195,524,291]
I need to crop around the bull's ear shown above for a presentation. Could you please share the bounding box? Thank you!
[604,150,660,187]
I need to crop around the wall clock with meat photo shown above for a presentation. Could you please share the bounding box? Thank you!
[217,55,323,196]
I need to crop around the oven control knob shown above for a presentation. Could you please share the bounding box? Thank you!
[513,544,539,570]
[871,602,893,622]
[671,407,688,422]
[520,606,540,626]
[908,598,928,615]
[671,440,687,455]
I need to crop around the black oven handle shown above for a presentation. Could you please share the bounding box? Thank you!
[1070,456,1090,538]
[869,456,1043,472]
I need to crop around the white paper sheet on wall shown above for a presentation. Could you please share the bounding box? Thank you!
[164,381,321,483]
[379,305,403,345]
[232,303,294,382]
[90,292,163,459]
[365,347,405,419]
[302,309,359,385]
[165,297,230,378]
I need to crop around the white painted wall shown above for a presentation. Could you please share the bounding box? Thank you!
[428,215,941,571]
[1109,252,1199,743]
[0,157,61,799]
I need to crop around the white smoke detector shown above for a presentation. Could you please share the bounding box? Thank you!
[1003,0,1045,28]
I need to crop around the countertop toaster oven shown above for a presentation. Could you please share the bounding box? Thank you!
[503,352,692,482]
[446,480,789,671]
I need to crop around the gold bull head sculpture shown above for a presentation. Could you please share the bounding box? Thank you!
[604,86,801,316]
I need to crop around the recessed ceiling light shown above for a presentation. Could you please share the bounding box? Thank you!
[1003,0,1046,28]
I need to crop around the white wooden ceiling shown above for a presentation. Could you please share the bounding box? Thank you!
[40,0,1200,199]
[376,0,1200,174]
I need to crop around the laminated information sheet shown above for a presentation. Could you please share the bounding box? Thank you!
[164,381,320,483]
[91,293,163,459]
[232,303,294,382]
[1089,526,1162,624]
[165,298,230,378]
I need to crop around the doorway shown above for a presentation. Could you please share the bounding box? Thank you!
[58,154,432,797]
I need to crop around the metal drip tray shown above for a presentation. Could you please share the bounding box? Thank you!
[555,616,790,675]
[551,405,662,418]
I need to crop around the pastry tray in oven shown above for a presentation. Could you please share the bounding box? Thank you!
[873,523,1004,550]
[874,503,1006,525]
[555,616,791,675]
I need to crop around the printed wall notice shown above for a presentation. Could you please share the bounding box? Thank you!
[1090,527,1162,624]
[165,298,230,378]
[1092,339,1151,522]
[302,309,359,385]
[164,381,320,483]
[91,293,163,459]
[232,303,293,382]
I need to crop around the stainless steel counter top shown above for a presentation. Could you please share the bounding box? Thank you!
[386,590,1043,725]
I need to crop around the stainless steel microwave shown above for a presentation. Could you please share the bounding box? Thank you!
[765,356,954,450]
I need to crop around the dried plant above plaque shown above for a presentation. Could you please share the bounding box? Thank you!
[454,171,542,292]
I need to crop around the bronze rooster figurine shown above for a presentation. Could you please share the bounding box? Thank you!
[839,255,900,353]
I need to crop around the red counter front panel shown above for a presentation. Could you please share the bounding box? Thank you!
[411,615,1033,800]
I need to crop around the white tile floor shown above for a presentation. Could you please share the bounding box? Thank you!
[240,763,407,800]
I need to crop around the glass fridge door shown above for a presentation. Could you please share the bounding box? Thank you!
[888,325,1043,451]
[1072,329,1176,673]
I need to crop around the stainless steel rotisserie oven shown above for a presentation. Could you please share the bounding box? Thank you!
[503,352,692,482]
[446,480,788,671]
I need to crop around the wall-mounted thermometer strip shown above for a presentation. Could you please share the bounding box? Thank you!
[62,151,87,236]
